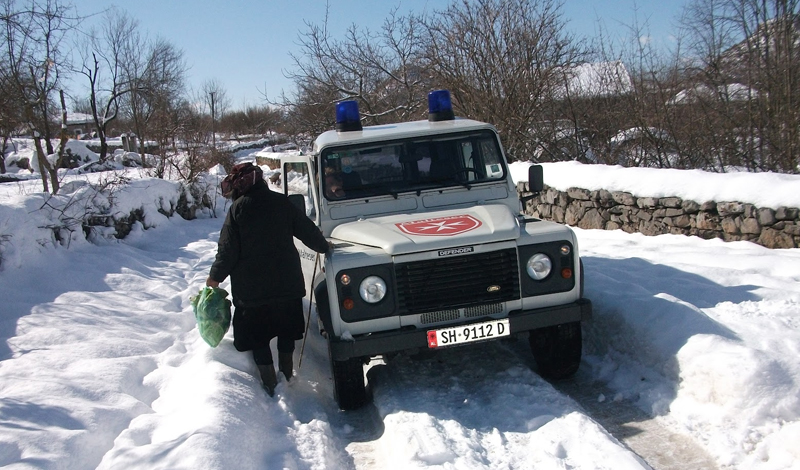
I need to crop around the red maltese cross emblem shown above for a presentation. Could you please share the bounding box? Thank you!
[395,215,482,237]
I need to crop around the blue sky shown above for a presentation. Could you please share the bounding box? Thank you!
[71,0,688,109]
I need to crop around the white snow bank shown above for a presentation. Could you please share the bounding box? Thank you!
[510,161,800,209]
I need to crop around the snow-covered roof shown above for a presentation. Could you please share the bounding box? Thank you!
[668,83,758,105]
[65,112,95,125]
[557,61,634,99]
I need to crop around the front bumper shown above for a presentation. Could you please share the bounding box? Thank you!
[329,298,592,361]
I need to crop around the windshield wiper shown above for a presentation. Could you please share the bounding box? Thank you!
[427,176,472,190]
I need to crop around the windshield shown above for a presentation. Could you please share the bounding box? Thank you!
[321,130,506,201]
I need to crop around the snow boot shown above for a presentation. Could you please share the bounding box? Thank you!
[258,365,278,396]
[279,352,293,381]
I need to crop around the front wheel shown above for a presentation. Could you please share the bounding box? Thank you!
[529,322,582,379]
[329,343,368,410]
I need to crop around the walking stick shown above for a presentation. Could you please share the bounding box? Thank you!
[298,252,320,369]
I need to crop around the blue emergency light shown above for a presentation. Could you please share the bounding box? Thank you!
[335,100,363,132]
[428,89,455,122]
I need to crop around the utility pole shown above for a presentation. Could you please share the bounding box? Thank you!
[209,91,216,149]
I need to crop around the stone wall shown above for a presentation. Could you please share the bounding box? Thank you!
[517,183,800,249]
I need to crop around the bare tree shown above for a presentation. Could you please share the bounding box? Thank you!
[678,0,800,172]
[148,95,193,179]
[1,0,78,193]
[200,78,229,147]
[0,63,25,173]
[121,35,186,171]
[422,0,586,161]
[219,104,285,138]
[74,8,138,162]
[274,3,431,138]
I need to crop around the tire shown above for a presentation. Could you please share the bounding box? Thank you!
[329,343,368,410]
[529,321,582,379]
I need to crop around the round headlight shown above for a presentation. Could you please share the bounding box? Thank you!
[359,276,387,303]
[526,253,552,280]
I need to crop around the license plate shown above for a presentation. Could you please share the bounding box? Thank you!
[427,319,510,348]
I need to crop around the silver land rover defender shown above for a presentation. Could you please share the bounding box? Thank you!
[279,90,591,410]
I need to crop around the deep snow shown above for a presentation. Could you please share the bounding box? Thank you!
[0,144,799,469]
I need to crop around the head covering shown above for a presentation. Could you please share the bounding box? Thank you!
[221,162,264,199]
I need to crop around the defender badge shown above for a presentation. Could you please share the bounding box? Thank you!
[487,285,501,292]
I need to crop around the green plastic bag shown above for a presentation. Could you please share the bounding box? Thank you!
[190,286,232,348]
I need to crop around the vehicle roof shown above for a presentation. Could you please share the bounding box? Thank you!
[313,118,497,153]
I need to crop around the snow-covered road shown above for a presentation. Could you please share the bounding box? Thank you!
[1,213,799,469]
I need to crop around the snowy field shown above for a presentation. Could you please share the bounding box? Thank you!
[0,149,799,469]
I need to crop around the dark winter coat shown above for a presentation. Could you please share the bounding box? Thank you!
[209,180,328,309]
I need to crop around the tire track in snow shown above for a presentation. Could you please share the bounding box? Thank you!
[550,376,719,470]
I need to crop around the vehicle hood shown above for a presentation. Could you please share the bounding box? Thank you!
[330,204,520,256]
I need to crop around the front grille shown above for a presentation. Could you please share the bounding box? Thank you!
[465,303,503,318]
[395,248,519,315]
[420,309,461,325]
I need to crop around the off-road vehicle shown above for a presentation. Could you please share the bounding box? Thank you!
[278,90,591,409]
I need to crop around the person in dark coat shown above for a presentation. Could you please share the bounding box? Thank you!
[206,169,328,396]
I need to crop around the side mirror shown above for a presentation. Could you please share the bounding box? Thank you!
[528,164,544,193]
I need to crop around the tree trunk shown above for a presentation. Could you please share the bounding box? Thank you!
[1,136,8,174]
[50,89,69,193]
[33,138,50,192]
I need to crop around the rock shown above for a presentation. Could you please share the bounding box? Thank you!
[682,200,701,214]
[740,217,761,234]
[612,191,636,206]
[673,215,692,228]
[639,221,665,236]
[597,189,615,207]
[565,204,586,225]
[567,188,591,200]
[696,212,718,230]
[758,228,795,249]
[578,209,605,230]
[652,207,684,218]
[757,208,776,226]
[536,204,552,218]
[660,197,682,208]
[545,188,560,204]
[700,201,717,212]
[16,157,31,170]
[637,197,658,208]
[552,206,565,224]
[695,229,722,240]
[776,207,800,220]
[665,208,683,217]
[784,223,800,237]
[717,202,744,217]
[721,216,740,234]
